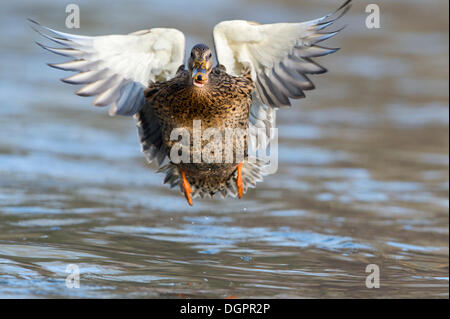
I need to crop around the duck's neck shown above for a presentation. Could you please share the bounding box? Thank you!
[186,82,212,99]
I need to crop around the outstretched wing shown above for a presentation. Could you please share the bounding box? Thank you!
[213,0,351,108]
[31,20,185,116]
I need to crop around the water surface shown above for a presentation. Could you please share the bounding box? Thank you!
[0,0,448,298]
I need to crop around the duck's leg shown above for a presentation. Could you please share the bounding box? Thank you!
[180,168,193,206]
[236,162,244,199]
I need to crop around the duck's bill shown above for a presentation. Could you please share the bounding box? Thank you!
[193,79,206,87]
[192,69,207,87]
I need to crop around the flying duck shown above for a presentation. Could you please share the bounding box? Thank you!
[31,0,351,206]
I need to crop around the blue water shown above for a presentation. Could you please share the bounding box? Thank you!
[0,0,448,298]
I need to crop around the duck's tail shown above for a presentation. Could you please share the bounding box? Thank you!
[158,158,268,199]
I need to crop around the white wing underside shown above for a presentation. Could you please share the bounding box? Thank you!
[213,0,350,107]
[31,20,185,116]
[213,0,351,150]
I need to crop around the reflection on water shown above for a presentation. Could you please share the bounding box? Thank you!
[0,0,448,298]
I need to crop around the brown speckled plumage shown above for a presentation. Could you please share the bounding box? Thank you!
[140,64,254,197]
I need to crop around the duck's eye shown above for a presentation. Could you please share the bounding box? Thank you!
[191,51,195,58]
[208,53,212,59]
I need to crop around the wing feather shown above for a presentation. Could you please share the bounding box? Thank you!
[213,0,351,108]
[31,19,185,116]
[214,0,351,166]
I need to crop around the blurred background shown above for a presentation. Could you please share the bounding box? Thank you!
[0,0,448,298]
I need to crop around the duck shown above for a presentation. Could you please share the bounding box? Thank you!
[31,0,351,206]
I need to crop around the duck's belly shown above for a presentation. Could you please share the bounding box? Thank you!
[158,93,250,171]
[166,122,248,173]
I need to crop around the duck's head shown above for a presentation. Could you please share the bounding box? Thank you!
[188,44,213,88]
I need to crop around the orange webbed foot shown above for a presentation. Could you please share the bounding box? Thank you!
[236,162,244,199]
[180,169,193,206]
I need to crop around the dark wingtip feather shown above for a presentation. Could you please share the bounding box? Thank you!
[29,25,42,36]
[35,41,45,49]
[328,1,352,27]
[335,0,352,15]
[27,18,40,26]
[255,0,350,109]
[316,0,352,31]
[35,41,59,56]
[326,46,340,54]
[47,62,74,71]
[60,77,77,84]
[28,19,48,36]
